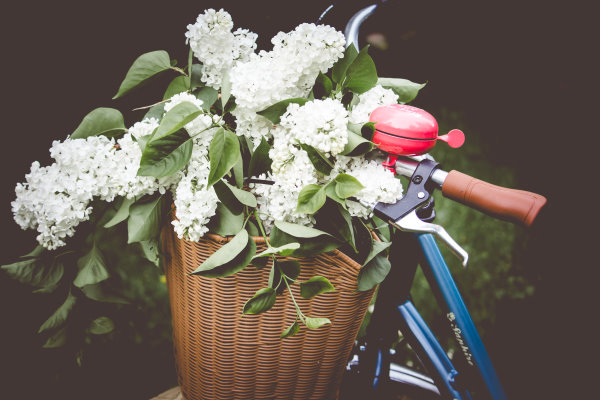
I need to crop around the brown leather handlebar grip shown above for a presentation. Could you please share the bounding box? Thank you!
[441,170,547,227]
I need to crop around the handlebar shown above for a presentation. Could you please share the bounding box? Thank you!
[394,158,547,227]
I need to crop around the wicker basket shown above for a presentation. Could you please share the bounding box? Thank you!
[161,224,375,400]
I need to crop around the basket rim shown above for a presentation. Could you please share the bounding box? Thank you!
[167,205,369,272]
[193,232,364,271]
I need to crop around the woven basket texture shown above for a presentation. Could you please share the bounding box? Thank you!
[161,225,375,400]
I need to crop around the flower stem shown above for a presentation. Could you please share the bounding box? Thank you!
[254,210,270,246]
[283,273,305,322]
[170,66,188,77]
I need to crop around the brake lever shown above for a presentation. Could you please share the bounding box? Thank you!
[393,210,468,267]
[372,158,469,267]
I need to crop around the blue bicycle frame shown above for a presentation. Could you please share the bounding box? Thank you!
[358,230,507,400]
[414,233,505,399]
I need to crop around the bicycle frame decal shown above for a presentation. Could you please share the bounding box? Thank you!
[446,312,474,366]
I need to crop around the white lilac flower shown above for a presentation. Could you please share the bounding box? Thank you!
[171,142,218,241]
[250,150,317,231]
[230,23,345,112]
[12,128,182,249]
[279,98,348,156]
[268,130,296,175]
[185,9,257,89]
[128,117,159,140]
[349,85,399,124]
[12,162,92,250]
[331,156,403,219]
[270,23,346,92]
[230,108,273,149]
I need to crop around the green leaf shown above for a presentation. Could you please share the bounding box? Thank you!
[274,221,333,239]
[127,195,165,244]
[143,103,165,121]
[221,181,256,207]
[233,155,244,188]
[377,77,426,103]
[139,240,160,267]
[268,263,280,289]
[192,229,247,272]
[207,203,243,236]
[190,64,204,90]
[195,86,219,111]
[319,202,355,251]
[113,50,172,98]
[344,45,378,94]
[74,244,109,288]
[190,229,256,277]
[214,180,257,211]
[252,256,269,270]
[220,70,232,108]
[254,243,301,258]
[104,197,135,228]
[361,122,376,141]
[70,108,126,139]
[363,240,392,266]
[340,130,373,156]
[137,134,152,152]
[313,72,333,99]
[248,137,272,177]
[212,181,239,214]
[300,276,335,299]
[372,215,391,242]
[341,91,356,108]
[207,128,241,188]
[20,245,45,259]
[243,287,277,315]
[2,257,64,288]
[299,144,333,175]
[334,174,365,198]
[280,320,301,339]
[352,218,374,264]
[152,102,202,141]
[296,184,326,214]
[138,129,193,178]
[305,317,331,330]
[357,253,391,291]
[43,327,67,348]
[269,223,339,258]
[246,220,260,237]
[88,316,115,335]
[271,259,301,294]
[332,43,358,84]
[257,98,309,124]
[38,292,76,333]
[324,183,346,208]
[163,75,189,100]
[277,259,301,282]
[81,284,129,305]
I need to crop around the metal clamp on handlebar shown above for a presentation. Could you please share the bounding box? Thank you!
[373,159,469,267]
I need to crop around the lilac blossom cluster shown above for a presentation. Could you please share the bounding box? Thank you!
[12,121,179,249]
[12,8,406,248]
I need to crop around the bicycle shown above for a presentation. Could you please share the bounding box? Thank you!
[321,2,548,399]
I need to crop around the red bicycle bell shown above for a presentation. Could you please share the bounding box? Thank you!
[369,104,465,156]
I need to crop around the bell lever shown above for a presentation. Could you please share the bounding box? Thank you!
[373,158,469,267]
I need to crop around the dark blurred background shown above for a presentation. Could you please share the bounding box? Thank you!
[0,1,592,399]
